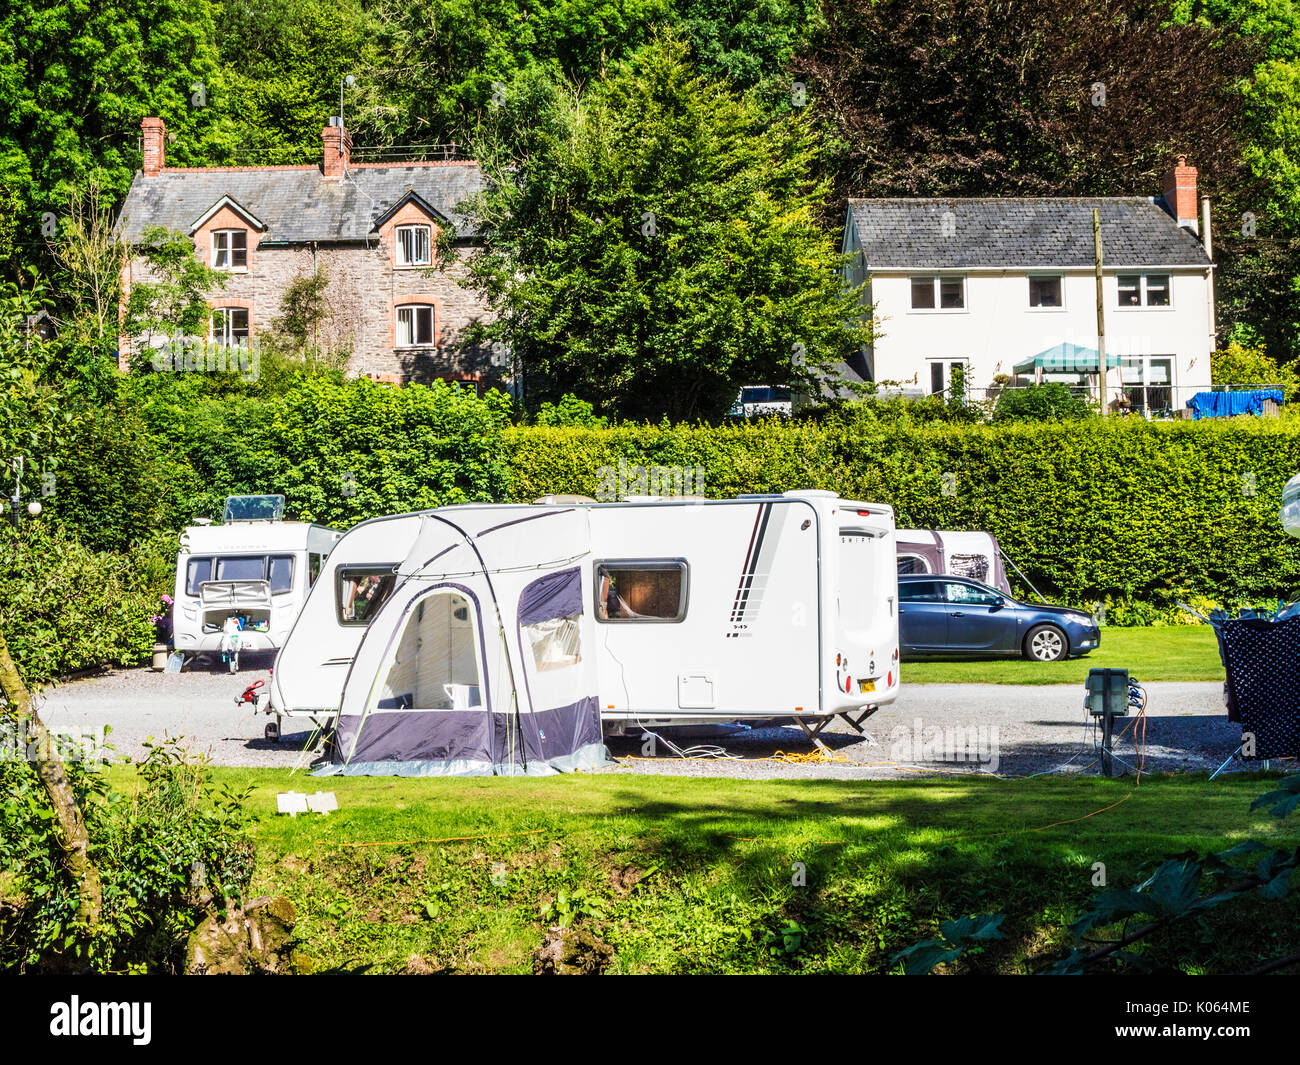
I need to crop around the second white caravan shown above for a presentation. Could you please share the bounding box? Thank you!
[267,491,901,738]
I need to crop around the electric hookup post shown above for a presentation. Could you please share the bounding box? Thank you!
[1086,667,1130,777]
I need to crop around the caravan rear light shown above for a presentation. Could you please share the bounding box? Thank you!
[855,510,872,516]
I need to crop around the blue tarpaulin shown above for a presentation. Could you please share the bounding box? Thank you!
[1185,390,1283,419]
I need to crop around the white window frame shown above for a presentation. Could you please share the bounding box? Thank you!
[927,358,969,396]
[1116,273,1173,310]
[1027,274,1065,311]
[1117,354,1175,414]
[395,224,432,267]
[909,274,967,313]
[395,304,436,348]
[210,306,249,346]
[211,229,247,270]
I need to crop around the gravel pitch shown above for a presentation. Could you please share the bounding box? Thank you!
[33,660,1250,781]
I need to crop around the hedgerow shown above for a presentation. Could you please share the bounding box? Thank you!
[502,415,1300,618]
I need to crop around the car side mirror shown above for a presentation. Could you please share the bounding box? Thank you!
[989,599,1005,611]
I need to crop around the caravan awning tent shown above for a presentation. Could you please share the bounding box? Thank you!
[1012,343,1122,376]
[319,507,608,777]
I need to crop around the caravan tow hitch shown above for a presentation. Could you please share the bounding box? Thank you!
[234,679,279,742]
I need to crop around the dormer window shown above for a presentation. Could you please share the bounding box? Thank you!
[396,225,432,267]
[212,230,247,270]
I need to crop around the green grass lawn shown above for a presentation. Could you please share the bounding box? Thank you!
[903,625,1223,685]
[201,767,1300,975]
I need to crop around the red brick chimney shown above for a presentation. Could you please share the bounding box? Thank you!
[322,118,351,180]
[1162,155,1199,234]
[141,117,166,176]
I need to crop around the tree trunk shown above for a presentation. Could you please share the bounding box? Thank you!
[0,629,102,927]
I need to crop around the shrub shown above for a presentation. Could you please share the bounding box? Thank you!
[992,382,1092,423]
[1211,341,1300,401]
[0,738,255,972]
[0,523,168,684]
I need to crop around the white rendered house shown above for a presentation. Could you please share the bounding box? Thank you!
[837,158,1217,414]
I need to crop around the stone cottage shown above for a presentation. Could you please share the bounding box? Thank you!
[115,116,499,387]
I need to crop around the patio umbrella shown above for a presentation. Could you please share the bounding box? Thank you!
[1012,342,1123,376]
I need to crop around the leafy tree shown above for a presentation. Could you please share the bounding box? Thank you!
[0,0,237,279]
[465,35,871,421]
[794,0,1257,201]
[533,394,608,427]
[123,225,226,358]
[1212,340,1300,397]
[213,0,379,162]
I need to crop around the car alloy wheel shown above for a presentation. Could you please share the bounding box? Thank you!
[1026,625,1066,662]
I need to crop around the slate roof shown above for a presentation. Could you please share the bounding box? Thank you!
[845,197,1211,269]
[116,163,489,243]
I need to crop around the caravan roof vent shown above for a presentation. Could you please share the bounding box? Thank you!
[223,494,285,523]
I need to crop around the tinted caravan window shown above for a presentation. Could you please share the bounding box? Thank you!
[338,566,399,625]
[269,555,294,593]
[594,561,688,622]
[186,557,213,596]
[216,556,266,581]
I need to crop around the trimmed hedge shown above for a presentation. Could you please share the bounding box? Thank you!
[502,417,1300,620]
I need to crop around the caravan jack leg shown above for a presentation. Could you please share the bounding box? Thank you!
[837,705,881,734]
[794,715,835,754]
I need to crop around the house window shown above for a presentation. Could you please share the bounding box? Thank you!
[1028,276,1063,308]
[212,230,247,269]
[211,307,249,345]
[395,225,432,266]
[395,304,435,347]
[928,359,968,396]
[1117,274,1171,308]
[1118,356,1174,415]
[911,276,965,310]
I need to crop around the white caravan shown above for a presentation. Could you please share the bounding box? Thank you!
[172,495,341,672]
[267,491,901,742]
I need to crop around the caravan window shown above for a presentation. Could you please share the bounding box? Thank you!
[185,557,213,596]
[338,565,399,625]
[897,554,931,576]
[309,553,324,586]
[216,556,266,582]
[594,560,688,622]
[269,556,294,593]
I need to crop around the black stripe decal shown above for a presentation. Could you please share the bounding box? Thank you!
[730,503,772,624]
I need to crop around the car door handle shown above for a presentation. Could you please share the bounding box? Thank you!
[949,611,965,617]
